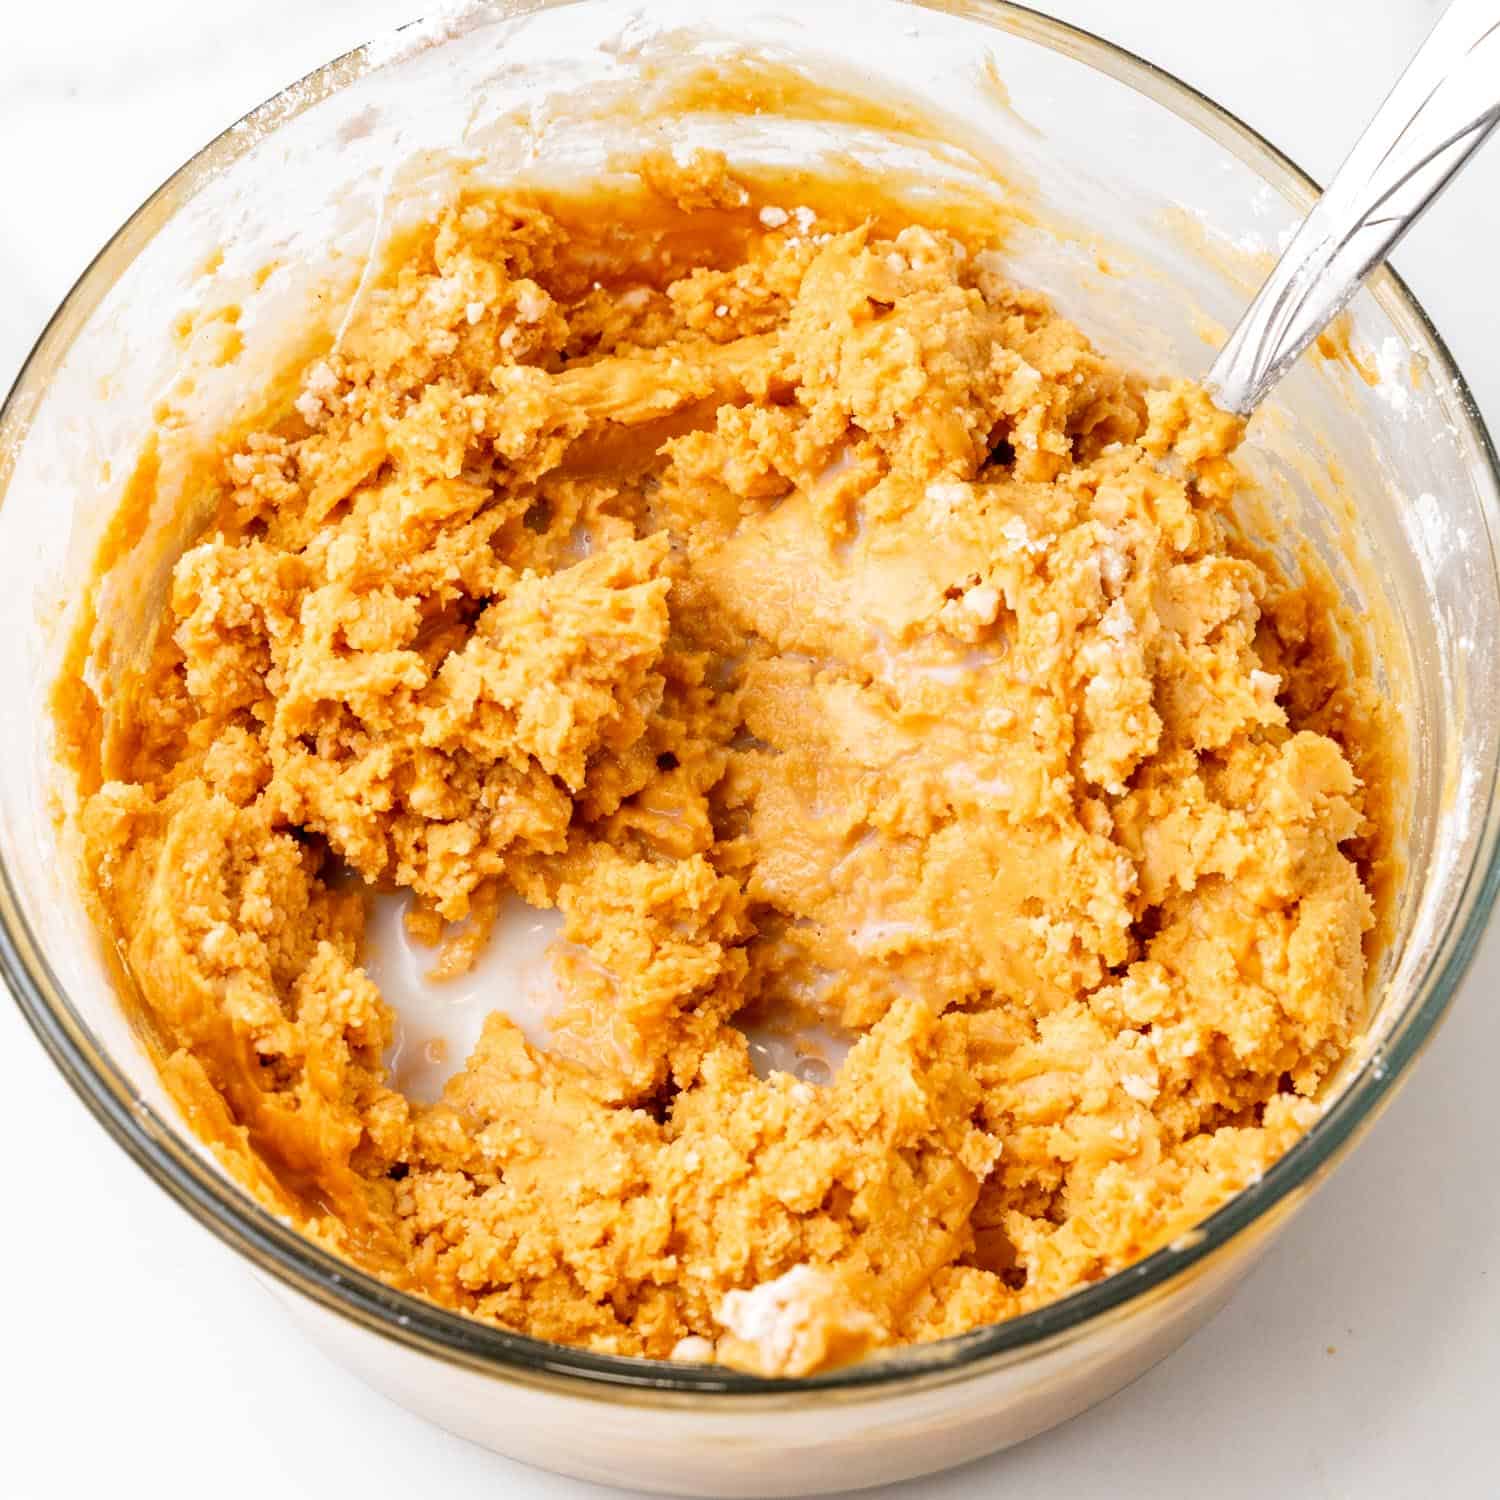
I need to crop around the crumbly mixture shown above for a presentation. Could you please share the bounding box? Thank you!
[73,161,1385,1376]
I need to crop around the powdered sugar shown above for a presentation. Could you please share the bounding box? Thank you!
[716,1266,842,1369]
[1000,514,1048,556]
[364,1,492,68]
[1249,668,1281,703]
[513,282,549,324]
[1374,335,1413,415]
[292,359,339,426]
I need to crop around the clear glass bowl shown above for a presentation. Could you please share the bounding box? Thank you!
[2,2,1497,1494]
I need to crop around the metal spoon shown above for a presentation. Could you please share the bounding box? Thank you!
[1206,0,1500,417]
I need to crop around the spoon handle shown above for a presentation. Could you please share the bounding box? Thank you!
[1206,0,1500,416]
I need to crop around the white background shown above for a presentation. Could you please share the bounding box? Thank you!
[2,1,1496,1496]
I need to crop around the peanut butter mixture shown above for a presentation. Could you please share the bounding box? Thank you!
[74,164,1387,1376]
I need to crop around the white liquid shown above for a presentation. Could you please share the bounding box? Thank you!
[365,890,564,1103]
[364,888,853,1099]
[739,1021,847,1086]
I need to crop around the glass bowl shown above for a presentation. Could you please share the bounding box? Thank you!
[2,1,1497,1494]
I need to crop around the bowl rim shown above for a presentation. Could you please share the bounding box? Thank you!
[3,0,1499,1404]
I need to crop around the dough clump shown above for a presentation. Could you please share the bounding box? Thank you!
[76,171,1380,1374]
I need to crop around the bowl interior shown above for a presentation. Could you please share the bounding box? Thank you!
[1,0,1497,1393]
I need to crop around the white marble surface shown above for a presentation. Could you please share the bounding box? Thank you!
[2,2,1498,1496]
